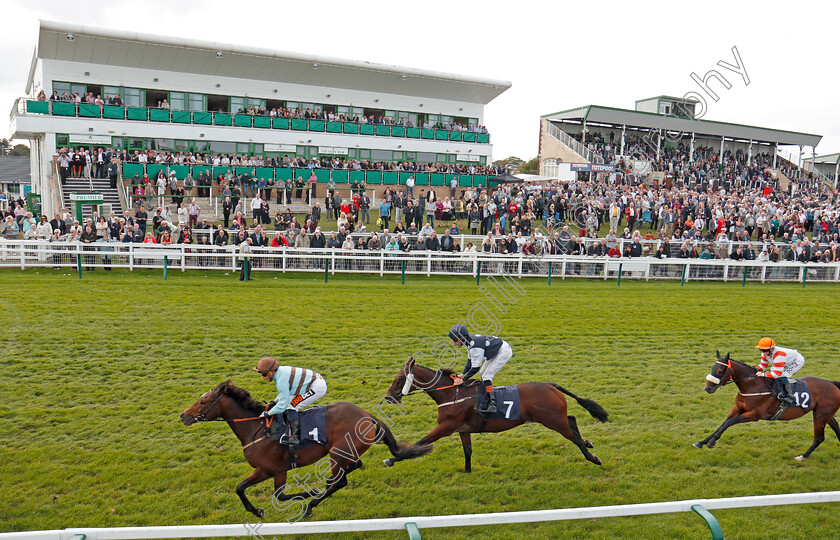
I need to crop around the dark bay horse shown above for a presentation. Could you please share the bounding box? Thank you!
[695,351,840,460]
[382,358,608,472]
[180,381,430,519]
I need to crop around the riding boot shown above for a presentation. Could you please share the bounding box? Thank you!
[480,380,497,413]
[280,409,300,446]
[778,377,794,405]
[268,414,285,441]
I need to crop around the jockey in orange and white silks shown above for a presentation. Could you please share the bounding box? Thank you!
[755,337,805,404]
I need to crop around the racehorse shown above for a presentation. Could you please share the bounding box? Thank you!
[180,381,430,519]
[382,358,608,472]
[695,351,840,460]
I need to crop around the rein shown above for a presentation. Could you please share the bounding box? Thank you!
[710,358,763,390]
[194,390,264,423]
[401,370,481,408]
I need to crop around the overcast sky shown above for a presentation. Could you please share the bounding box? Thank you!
[2,0,838,162]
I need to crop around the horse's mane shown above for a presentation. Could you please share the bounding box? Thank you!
[215,380,264,413]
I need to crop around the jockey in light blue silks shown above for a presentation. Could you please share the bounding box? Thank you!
[254,356,327,445]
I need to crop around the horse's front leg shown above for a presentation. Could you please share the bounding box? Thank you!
[236,468,272,518]
[695,408,758,448]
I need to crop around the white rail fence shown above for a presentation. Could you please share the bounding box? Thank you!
[2,491,839,540]
[1,241,840,283]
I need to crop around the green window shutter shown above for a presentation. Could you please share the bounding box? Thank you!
[253,116,271,129]
[472,174,487,187]
[343,122,359,134]
[309,120,325,132]
[462,132,476,143]
[421,129,434,139]
[348,170,366,185]
[149,109,171,122]
[315,169,330,182]
[79,103,100,117]
[366,171,383,185]
[435,129,448,140]
[276,167,294,181]
[122,163,145,179]
[326,121,342,133]
[477,133,490,144]
[375,124,391,137]
[126,107,148,121]
[414,173,430,186]
[26,100,50,114]
[193,112,212,125]
[291,118,308,131]
[103,105,125,119]
[430,173,445,186]
[234,114,253,127]
[448,131,463,142]
[391,126,406,137]
[52,102,76,116]
[214,113,232,126]
[383,171,399,185]
[406,127,421,139]
[272,117,290,130]
[172,110,191,124]
[332,169,348,183]
[359,124,375,136]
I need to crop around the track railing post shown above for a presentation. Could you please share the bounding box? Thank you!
[405,522,422,540]
[163,255,168,281]
[617,263,623,286]
[691,504,724,540]
[476,260,481,285]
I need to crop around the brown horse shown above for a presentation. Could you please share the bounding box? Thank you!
[382,358,608,472]
[180,381,430,519]
[696,351,840,460]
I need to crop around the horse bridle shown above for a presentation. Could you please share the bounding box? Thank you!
[401,370,463,396]
[708,358,758,387]
[194,389,224,422]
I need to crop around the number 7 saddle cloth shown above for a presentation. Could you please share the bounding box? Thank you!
[478,385,521,420]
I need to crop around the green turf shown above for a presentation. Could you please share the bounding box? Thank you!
[2,270,840,539]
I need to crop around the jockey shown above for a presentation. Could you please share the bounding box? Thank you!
[254,357,327,445]
[755,338,805,405]
[448,324,513,414]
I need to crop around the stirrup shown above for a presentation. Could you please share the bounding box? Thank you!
[778,393,794,404]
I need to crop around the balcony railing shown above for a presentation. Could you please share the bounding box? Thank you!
[18,99,491,144]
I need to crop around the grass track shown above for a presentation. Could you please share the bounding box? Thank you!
[2,269,840,539]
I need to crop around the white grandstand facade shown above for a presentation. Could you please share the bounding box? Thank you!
[10,20,511,216]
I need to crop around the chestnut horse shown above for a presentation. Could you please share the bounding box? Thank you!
[180,381,430,519]
[696,351,840,460]
[382,358,608,472]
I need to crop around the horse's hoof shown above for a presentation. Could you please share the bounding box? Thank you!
[707,442,716,449]
[255,508,265,519]
[302,507,313,519]
[795,455,806,461]
[692,442,704,449]
[462,468,472,474]
[584,440,594,448]
[591,456,602,466]
[383,458,393,467]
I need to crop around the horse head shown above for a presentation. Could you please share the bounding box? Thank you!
[704,350,734,394]
[385,357,417,404]
[180,382,228,426]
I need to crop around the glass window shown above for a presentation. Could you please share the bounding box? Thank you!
[56,134,69,146]
[469,118,478,126]
[436,154,448,163]
[188,94,205,111]
[209,141,236,153]
[418,152,436,163]
[359,149,371,160]
[408,113,418,126]
[286,101,299,111]
[53,82,71,95]
[170,92,186,110]
[175,140,189,152]
[70,84,86,97]
[351,107,364,118]
[154,139,176,152]
[300,103,315,112]
[123,88,143,108]
[236,142,250,154]
[405,152,417,160]
[252,144,263,155]
[103,86,121,101]
[385,110,396,119]
[371,150,392,161]
[230,97,245,114]
[337,106,350,115]
[397,111,409,120]
[194,141,210,153]
[111,137,123,149]
[440,115,453,124]
[393,151,403,160]
[245,97,265,109]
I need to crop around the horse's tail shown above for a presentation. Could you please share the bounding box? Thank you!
[550,383,609,423]
[371,415,433,461]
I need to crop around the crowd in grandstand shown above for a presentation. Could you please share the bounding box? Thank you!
[37,89,489,133]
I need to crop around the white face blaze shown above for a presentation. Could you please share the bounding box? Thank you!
[401,374,415,396]
[706,374,721,385]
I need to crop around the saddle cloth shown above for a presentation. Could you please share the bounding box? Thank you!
[296,406,328,447]
[772,378,811,409]
[478,385,521,420]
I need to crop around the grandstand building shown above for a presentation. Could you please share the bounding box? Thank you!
[538,96,824,189]
[10,20,510,217]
